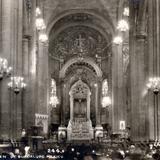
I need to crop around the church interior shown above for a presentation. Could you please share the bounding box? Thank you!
[0,0,160,159]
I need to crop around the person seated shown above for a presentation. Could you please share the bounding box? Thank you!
[111,151,123,160]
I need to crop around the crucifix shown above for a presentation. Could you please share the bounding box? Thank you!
[75,34,85,53]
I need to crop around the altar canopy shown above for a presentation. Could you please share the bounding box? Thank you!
[67,79,93,140]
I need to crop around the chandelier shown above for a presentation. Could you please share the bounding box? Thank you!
[8,76,26,94]
[113,7,129,45]
[123,7,129,16]
[147,77,160,94]
[39,32,48,42]
[49,79,59,107]
[35,7,48,43]
[0,57,12,80]
[35,17,46,31]
[101,79,111,108]
[113,36,123,45]
[35,7,41,16]
[117,19,129,32]
[102,96,111,108]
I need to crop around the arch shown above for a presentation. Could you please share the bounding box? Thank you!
[69,79,90,96]
[49,23,111,45]
[59,57,102,78]
[69,79,91,121]
[47,10,115,36]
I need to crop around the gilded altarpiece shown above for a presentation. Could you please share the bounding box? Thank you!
[49,25,112,133]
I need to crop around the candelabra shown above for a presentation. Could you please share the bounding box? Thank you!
[0,57,12,80]
[147,77,160,140]
[8,76,26,94]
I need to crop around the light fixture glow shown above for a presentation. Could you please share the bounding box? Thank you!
[147,77,160,94]
[35,7,41,16]
[117,19,129,32]
[113,36,123,45]
[123,7,129,16]
[39,33,48,42]
[49,79,59,107]
[35,18,46,30]
[0,57,12,80]
[8,76,26,94]
[101,96,111,108]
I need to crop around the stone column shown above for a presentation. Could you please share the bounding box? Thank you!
[1,0,24,139]
[129,0,148,141]
[87,92,91,120]
[59,79,66,126]
[147,0,154,141]
[15,0,24,138]
[95,83,98,125]
[97,79,102,126]
[0,0,12,139]
[147,0,160,140]
[0,0,2,136]
[69,93,73,120]
[130,35,147,141]
[22,0,34,129]
[58,79,66,140]
[37,42,49,114]
[22,37,29,129]
[95,78,103,138]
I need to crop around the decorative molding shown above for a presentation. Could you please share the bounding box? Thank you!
[70,79,90,98]
[50,26,109,59]
[35,113,48,119]
[59,57,102,78]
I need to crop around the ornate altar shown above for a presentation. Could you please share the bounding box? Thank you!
[67,79,93,140]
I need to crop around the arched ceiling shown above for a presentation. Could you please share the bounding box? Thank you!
[46,0,120,85]
[47,10,115,36]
